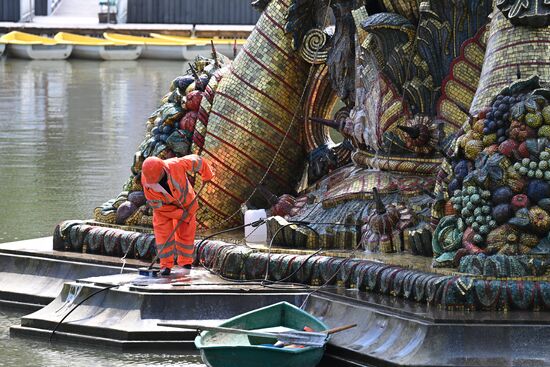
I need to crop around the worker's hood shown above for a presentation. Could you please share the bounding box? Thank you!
[141,157,166,184]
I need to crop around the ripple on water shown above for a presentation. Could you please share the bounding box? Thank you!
[0,59,188,243]
[0,309,205,366]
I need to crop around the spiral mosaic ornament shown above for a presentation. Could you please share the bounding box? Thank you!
[299,28,329,64]
[496,0,550,26]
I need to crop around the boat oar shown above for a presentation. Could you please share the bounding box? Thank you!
[157,323,356,348]
[158,322,328,347]
[322,324,357,335]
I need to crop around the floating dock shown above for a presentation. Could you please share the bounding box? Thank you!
[1,237,549,366]
[0,22,253,39]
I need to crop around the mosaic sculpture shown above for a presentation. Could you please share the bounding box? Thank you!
[54,0,550,310]
[95,0,309,231]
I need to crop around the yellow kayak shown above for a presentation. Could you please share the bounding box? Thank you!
[103,32,193,59]
[55,32,119,45]
[103,32,234,60]
[103,32,186,46]
[0,31,72,60]
[54,32,142,60]
[149,33,244,59]
[149,33,247,45]
[1,31,58,45]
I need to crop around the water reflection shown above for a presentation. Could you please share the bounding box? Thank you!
[0,308,204,366]
[0,59,188,242]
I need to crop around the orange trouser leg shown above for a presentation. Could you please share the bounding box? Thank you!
[175,214,196,266]
[153,211,177,269]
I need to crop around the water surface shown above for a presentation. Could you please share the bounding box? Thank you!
[0,59,187,242]
[0,308,204,366]
[0,58,206,365]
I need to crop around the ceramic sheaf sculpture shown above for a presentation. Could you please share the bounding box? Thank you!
[51,0,550,312]
[85,0,550,272]
[431,0,550,267]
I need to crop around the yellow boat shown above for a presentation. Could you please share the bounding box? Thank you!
[0,31,72,60]
[150,33,245,58]
[149,33,246,45]
[54,32,142,61]
[103,32,191,60]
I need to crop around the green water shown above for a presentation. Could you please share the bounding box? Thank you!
[0,58,188,243]
[0,308,204,366]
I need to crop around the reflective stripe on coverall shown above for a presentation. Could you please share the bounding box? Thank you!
[141,154,213,268]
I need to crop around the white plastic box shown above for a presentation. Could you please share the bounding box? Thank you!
[244,209,267,244]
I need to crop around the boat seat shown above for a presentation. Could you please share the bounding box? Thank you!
[246,326,300,346]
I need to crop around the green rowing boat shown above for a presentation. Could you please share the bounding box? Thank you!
[194,301,329,367]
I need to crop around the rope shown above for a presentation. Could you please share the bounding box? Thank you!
[119,235,135,274]
[49,284,119,343]
[262,222,319,282]
[300,240,362,309]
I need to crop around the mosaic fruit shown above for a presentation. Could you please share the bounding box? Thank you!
[529,206,550,234]
[491,186,513,205]
[498,139,517,157]
[492,203,513,224]
[527,179,550,203]
[116,201,138,225]
[185,90,203,111]
[511,194,529,211]
[525,112,543,128]
[543,105,550,124]
[465,140,483,160]
[538,125,550,138]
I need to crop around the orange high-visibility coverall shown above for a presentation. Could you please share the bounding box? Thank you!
[141,154,213,269]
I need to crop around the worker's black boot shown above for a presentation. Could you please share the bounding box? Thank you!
[181,264,192,275]
[160,267,171,276]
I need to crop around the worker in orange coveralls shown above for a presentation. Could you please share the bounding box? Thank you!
[141,154,213,276]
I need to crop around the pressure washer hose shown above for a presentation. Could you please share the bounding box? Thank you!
[51,217,268,343]
[51,217,358,342]
[49,284,119,342]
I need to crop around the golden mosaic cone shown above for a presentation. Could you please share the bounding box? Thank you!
[470,10,550,113]
[196,0,310,230]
